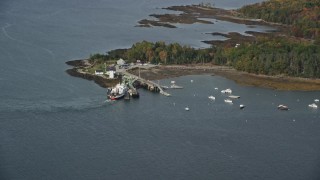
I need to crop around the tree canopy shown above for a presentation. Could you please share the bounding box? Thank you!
[89,38,320,78]
[238,0,320,39]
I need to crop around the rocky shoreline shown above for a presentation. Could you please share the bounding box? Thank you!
[130,65,320,91]
[136,4,295,47]
[65,4,319,91]
[65,60,120,88]
[66,60,320,91]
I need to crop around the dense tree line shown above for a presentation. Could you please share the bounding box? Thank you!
[90,39,320,78]
[90,41,212,65]
[213,37,320,78]
[238,0,320,40]
[88,0,320,78]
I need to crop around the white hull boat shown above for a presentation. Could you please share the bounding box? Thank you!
[221,88,232,94]
[278,104,289,110]
[208,96,215,100]
[224,99,233,104]
[308,103,318,108]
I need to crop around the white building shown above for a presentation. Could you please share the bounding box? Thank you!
[95,70,104,75]
[108,70,115,79]
[117,58,126,65]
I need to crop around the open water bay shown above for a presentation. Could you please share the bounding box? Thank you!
[0,0,320,179]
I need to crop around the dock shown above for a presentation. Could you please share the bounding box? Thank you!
[121,70,171,97]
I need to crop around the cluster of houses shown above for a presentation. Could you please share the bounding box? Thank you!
[94,58,148,79]
[94,69,115,78]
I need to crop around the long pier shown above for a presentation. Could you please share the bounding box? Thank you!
[121,70,171,96]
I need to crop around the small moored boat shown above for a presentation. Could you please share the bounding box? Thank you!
[161,86,169,89]
[278,104,289,110]
[208,96,215,100]
[185,107,190,111]
[308,103,318,108]
[229,95,240,99]
[170,84,183,89]
[221,88,232,94]
[240,104,245,109]
[315,99,319,102]
[224,99,233,104]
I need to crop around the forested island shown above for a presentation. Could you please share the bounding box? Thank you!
[67,0,320,90]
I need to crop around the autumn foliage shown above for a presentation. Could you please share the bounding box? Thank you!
[238,0,320,39]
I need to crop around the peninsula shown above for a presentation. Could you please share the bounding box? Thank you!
[66,0,320,91]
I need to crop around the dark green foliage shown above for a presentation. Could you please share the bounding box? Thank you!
[238,0,320,40]
[89,39,320,78]
[90,41,214,65]
[88,0,320,78]
[215,37,320,78]
[89,49,128,63]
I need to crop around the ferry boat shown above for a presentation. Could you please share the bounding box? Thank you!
[108,83,128,100]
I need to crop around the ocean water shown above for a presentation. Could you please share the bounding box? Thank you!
[0,0,320,179]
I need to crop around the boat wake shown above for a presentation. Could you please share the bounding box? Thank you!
[1,23,55,60]
[1,97,112,113]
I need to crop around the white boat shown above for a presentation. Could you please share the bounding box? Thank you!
[229,95,240,99]
[308,103,318,108]
[170,84,183,89]
[277,104,289,110]
[190,80,193,83]
[315,99,319,102]
[185,107,190,111]
[225,89,232,94]
[214,87,218,90]
[224,99,233,104]
[161,85,169,89]
[240,104,245,109]
[221,88,232,94]
[208,96,215,100]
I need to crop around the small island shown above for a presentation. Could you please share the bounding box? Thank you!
[66,0,320,91]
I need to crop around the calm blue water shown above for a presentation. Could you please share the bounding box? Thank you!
[1,0,320,179]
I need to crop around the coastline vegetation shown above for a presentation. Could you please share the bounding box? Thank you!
[90,37,320,78]
[88,0,320,79]
[238,0,320,41]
